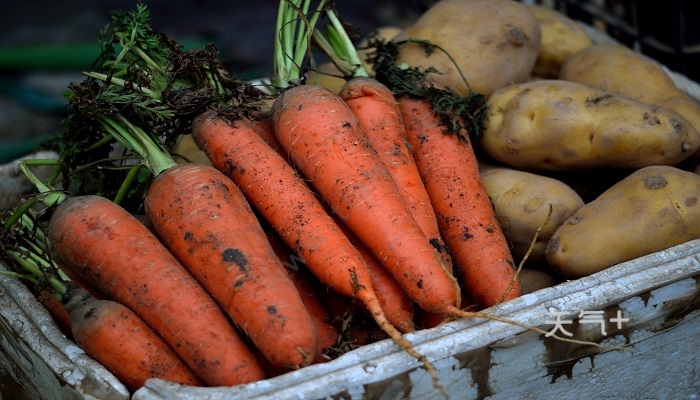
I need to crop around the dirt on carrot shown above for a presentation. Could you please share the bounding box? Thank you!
[48,195,265,386]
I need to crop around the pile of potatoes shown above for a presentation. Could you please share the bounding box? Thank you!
[334,0,700,289]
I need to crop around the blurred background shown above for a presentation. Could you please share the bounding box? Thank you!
[0,0,697,164]
[0,0,431,164]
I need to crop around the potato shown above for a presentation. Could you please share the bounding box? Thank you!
[480,79,700,171]
[545,165,700,278]
[393,0,541,96]
[518,268,558,294]
[171,134,212,166]
[559,43,700,158]
[305,62,347,94]
[480,166,584,264]
[526,4,592,79]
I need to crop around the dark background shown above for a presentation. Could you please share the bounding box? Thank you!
[0,0,433,163]
[0,0,697,164]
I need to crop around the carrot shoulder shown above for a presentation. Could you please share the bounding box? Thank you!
[48,195,264,386]
[399,96,522,308]
[144,162,319,369]
[339,77,453,271]
[270,84,460,316]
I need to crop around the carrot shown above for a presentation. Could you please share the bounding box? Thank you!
[398,95,522,308]
[328,210,415,332]
[267,234,341,362]
[144,162,319,370]
[271,84,460,315]
[270,84,465,396]
[338,77,453,272]
[192,112,416,333]
[1,210,205,391]
[36,289,73,338]
[314,13,453,332]
[64,286,204,391]
[47,194,265,386]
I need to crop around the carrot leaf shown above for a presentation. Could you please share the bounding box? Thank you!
[365,37,488,140]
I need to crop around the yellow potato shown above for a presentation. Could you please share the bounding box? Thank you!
[546,165,700,278]
[518,268,558,294]
[394,0,541,96]
[559,43,700,159]
[305,62,347,94]
[480,166,584,264]
[480,79,700,171]
[171,134,212,166]
[526,4,593,78]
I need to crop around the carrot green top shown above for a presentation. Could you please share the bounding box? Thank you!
[58,3,267,208]
[272,0,328,90]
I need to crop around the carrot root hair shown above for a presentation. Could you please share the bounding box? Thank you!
[358,289,448,399]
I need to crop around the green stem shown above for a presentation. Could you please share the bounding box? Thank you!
[3,197,38,230]
[0,269,32,282]
[273,0,327,89]
[313,7,368,78]
[113,164,143,205]
[134,46,164,75]
[8,249,68,296]
[18,162,67,207]
[100,114,177,177]
[83,71,160,99]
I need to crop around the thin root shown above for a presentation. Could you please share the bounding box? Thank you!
[363,291,449,399]
[498,204,553,304]
[448,306,631,353]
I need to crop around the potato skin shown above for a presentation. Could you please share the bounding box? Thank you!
[518,268,558,294]
[480,166,584,264]
[527,4,592,79]
[545,165,700,278]
[560,43,700,159]
[394,0,541,96]
[480,80,700,171]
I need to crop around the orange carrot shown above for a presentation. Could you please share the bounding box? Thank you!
[250,115,287,158]
[2,210,205,391]
[399,95,522,308]
[329,211,415,332]
[144,162,319,369]
[36,289,73,339]
[64,286,204,391]
[48,195,265,386]
[267,234,341,362]
[90,107,319,370]
[271,84,461,316]
[339,77,453,271]
[192,112,415,333]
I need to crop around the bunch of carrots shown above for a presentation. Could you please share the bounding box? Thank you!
[0,1,596,395]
